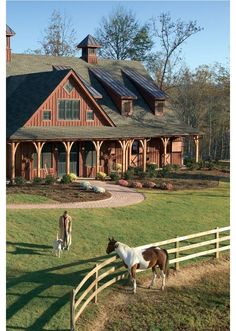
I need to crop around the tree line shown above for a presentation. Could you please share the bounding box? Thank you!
[25,7,230,161]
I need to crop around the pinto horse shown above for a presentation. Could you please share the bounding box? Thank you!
[106,238,169,294]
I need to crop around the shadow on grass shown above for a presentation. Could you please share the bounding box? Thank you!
[7,248,109,330]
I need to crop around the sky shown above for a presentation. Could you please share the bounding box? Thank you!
[6,1,229,70]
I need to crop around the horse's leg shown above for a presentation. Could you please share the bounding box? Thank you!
[160,268,166,290]
[130,265,137,294]
[148,266,157,289]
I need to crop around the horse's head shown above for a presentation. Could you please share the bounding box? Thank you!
[106,237,118,254]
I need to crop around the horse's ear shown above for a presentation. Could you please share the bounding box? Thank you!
[108,237,110,241]
[111,236,114,240]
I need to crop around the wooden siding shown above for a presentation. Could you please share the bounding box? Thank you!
[25,76,111,127]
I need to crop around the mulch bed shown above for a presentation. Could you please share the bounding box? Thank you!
[6,183,111,203]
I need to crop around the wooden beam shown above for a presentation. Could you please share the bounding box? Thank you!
[139,139,148,172]
[118,140,129,173]
[92,140,103,175]
[62,141,75,175]
[33,142,45,177]
[10,142,20,181]
[193,135,200,163]
[161,137,170,166]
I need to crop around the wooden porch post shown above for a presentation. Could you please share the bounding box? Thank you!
[139,139,147,172]
[62,141,75,175]
[161,137,170,166]
[118,140,129,173]
[193,135,200,163]
[128,139,134,169]
[10,142,20,181]
[33,142,45,178]
[92,140,103,175]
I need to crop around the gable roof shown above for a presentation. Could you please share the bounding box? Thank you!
[7,54,200,140]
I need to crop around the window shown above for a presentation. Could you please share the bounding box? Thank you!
[132,141,139,154]
[155,101,164,114]
[42,110,51,120]
[58,100,80,120]
[64,81,74,94]
[122,101,132,116]
[86,109,94,121]
[89,48,96,54]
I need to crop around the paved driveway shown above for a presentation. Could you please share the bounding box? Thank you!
[7,181,145,209]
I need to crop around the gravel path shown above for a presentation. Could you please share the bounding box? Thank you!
[7,181,145,209]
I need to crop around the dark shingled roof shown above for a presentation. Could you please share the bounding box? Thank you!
[6,24,15,36]
[7,70,70,136]
[7,54,200,140]
[77,34,101,48]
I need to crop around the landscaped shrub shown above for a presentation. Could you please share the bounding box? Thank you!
[147,163,158,171]
[61,174,72,184]
[110,172,121,181]
[14,176,26,185]
[113,163,122,172]
[79,181,92,191]
[68,173,77,182]
[156,166,170,178]
[172,164,180,171]
[124,167,135,180]
[130,181,143,188]
[45,175,57,185]
[143,181,156,188]
[147,165,157,178]
[32,177,43,185]
[96,171,107,181]
[92,186,106,193]
[118,179,129,187]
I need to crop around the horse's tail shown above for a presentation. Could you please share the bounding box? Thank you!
[162,249,169,278]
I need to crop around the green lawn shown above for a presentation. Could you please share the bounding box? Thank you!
[6,182,230,331]
[7,193,56,204]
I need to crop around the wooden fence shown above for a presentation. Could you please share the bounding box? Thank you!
[70,226,230,330]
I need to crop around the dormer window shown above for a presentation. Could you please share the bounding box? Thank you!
[122,100,133,116]
[42,110,51,120]
[155,101,164,114]
[64,81,74,94]
[86,109,94,121]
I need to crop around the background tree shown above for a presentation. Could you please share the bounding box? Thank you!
[95,6,153,61]
[25,10,77,56]
[146,12,203,90]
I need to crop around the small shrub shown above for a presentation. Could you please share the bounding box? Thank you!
[143,181,156,188]
[130,181,143,188]
[45,175,56,185]
[92,186,106,193]
[172,164,180,171]
[156,166,170,178]
[118,179,129,187]
[147,163,158,171]
[61,174,72,184]
[124,168,135,180]
[96,171,107,181]
[14,176,26,185]
[32,176,43,185]
[113,163,122,172]
[110,172,121,181]
[68,173,77,182]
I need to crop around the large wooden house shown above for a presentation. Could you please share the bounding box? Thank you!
[6,26,200,180]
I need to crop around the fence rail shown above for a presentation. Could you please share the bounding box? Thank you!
[70,226,230,330]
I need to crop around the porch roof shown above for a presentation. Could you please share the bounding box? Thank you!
[9,125,200,141]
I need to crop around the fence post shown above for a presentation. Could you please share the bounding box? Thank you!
[175,236,180,271]
[215,227,220,259]
[70,289,75,331]
[93,263,99,303]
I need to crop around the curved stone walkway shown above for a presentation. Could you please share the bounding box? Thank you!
[7,181,145,209]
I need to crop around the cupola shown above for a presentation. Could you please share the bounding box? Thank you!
[6,24,15,63]
[76,34,101,64]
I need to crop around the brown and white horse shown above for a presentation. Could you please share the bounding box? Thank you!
[106,238,169,293]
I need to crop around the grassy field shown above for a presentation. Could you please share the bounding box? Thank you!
[6,182,230,331]
[7,193,56,204]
